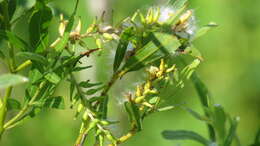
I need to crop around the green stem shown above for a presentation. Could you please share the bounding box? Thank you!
[3,81,47,129]
[0,86,13,138]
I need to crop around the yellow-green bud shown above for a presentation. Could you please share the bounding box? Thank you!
[100,120,109,125]
[179,10,192,24]
[134,96,145,103]
[82,111,89,121]
[135,85,142,97]
[96,38,102,48]
[166,65,176,73]
[77,103,84,113]
[144,81,152,91]
[159,59,165,72]
[103,33,113,41]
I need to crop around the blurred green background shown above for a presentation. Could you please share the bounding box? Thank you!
[1,0,260,146]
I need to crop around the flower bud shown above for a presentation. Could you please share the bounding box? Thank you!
[103,33,113,41]
[96,38,103,48]
[135,85,143,97]
[134,96,145,103]
[180,10,192,24]
[82,111,89,121]
[77,103,84,113]
[166,65,176,73]
[100,120,109,125]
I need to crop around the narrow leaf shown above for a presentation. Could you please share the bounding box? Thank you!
[28,68,43,84]
[193,22,218,40]
[0,30,32,51]
[7,98,21,110]
[224,117,240,146]
[162,130,211,145]
[124,101,142,131]
[184,107,211,122]
[122,32,180,72]
[213,104,227,141]
[73,66,92,72]
[113,27,134,72]
[16,52,48,66]
[29,2,53,52]
[79,81,102,88]
[43,96,65,109]
[44,72,61,84]
[0,74,28,89]
[190,72,211,108]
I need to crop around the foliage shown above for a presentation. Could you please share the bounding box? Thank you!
[0,0,244,146]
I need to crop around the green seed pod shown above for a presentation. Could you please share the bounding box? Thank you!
[77,103,84,113]
[82,111,89,121]
[105,131,116,142]
[100,120,109,125]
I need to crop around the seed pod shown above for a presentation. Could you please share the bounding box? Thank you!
[100,120,109,125]
[77,103,84,113]
[82,111,89,121]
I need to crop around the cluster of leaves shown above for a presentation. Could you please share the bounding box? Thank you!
[0,0,250,146]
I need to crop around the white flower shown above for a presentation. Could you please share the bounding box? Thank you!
[158,6,176,23]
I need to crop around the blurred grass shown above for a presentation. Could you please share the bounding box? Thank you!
[1,0,260,146]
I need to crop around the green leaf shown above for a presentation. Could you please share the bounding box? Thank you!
[29,2,53,52]
[79,81,102,88]
[170,0,188,9]
[16,52,48,65]
[69,82,75,101]
[7,98,21,110]
[185,45,203,60]
[193,22,218,40]
[113,27,134,72]
[73,66,92,72]
[0,74,28,89]
[157,106,175,112]
[224,117,240,146]
[190,72,216,141]
[124,101,142,131]
[28,68,43,84]
[212,104,227,141]
[181,59,201,80]
[122,32,180,73]
[8,0,16,20]
[0,30,32,51]
[162,130,211,145]
[44,72,61,84]
[166,0,188,25]
[190,72,211,108]
[85,87,103,95]
[43,96,65,109]
[184,107,211,122]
